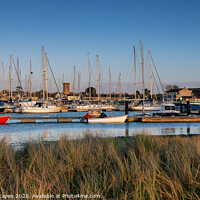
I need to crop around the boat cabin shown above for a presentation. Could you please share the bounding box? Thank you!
[152,103,180,117]
[161,103,176,112]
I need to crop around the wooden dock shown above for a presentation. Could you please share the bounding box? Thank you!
[9,117,80,123]
[127,116,142,122]
[8,116,141,123]
[142,116,200,123]
[7,116,200,123]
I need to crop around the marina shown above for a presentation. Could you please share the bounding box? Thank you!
[1,0,200,198]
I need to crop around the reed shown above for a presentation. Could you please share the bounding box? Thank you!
[0,134,200,199]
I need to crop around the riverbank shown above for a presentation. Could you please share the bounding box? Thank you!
[0,134,200,199]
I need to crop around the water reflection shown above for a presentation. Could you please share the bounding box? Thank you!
[125,123,129,137]
[187,127,190,134]
[161,128,176,135]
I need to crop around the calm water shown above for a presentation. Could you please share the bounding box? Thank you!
[0,111,200,145]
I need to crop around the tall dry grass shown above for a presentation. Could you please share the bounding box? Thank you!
[0,134,200,199]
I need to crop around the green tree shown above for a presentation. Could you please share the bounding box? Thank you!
[85,87,97,97]
[136,90,140,98]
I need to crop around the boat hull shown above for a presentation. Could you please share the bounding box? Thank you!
[129,106,161,111]
[0,116,10,124]
[72,104,114,111]
[88,115,128,123]
[21,107,61,114]
[152,112,181,117]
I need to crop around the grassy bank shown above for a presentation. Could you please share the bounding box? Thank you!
[0,135,200,199]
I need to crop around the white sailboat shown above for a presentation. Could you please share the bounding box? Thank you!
[129,42,161,111]
[130,104,161,111]
[72,54,114,111]
[21,47,61,114]
[21,104,61,114]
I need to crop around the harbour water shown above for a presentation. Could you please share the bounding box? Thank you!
[1,111,200,146]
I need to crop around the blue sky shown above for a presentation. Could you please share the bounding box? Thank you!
[0,0,200,93]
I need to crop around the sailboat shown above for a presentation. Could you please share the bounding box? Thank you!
[21,103,61,114]
[129,42,161,111]
[21,47,61,114]
[95,55,114,110]
[129,103,161,111]
[72,53,113,111]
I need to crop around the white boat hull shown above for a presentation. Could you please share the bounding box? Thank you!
[73,104,114,110]
[129,105,161,111]
[72,105,98,110]
[100,105,114,110]
[88,115,128,123]
[21,106,61,114]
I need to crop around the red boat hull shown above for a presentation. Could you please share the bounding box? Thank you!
[0,116,10,124]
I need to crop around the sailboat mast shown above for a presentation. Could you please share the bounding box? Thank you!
[96,55,100,104]
[25,74,27,95]
[88,52,91,101]
[148,51,152,99]
[17,57,19,96]
[59,78,60,94]
[140,41,145,106]
[98,73,100,105]
[78,72,80,97]
[2,63,5,95]
[117,73,122,99]
[109,67,111,100]
[20,70,22,97]
[42,46,45,102]
[30,60,32,98]
[73,65,75,102]
[134,46,136,99]
[62,73,64,98]
[45,53,48,101]
[10,55,13,99]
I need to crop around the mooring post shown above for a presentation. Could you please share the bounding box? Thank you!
[125,101,129,115]
[187,101,190,116]
[180,101,183,113]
